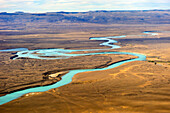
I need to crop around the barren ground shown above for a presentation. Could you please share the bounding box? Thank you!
[0,24,170,113]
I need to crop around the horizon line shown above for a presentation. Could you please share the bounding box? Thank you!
[1,9,170,13]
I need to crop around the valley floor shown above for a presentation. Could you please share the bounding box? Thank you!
[0,24,170,113]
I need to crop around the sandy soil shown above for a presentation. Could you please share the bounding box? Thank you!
[0,24,170,113]
[0,61,170,113]
[0,53,136,95]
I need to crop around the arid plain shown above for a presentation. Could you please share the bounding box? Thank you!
[0,22,170,113]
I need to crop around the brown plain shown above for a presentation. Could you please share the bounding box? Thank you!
[0,23,170,113]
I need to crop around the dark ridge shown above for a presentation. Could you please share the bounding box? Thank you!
[95,57,136,69]
[118,37,170,42]
[31,13,47,16]
[0,9,170,28]
[144,31,159,32]
[10,55,18,59]
[43,68,83,76]
[43,57,135,76]
[0,80,58,95]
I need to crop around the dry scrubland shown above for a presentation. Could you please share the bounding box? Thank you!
[0,53,136,95]
[1,61,169,113]
[0,23,170,113]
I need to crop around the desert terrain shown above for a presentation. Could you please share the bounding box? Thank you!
[0,10,170,113]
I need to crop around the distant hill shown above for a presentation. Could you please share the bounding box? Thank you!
[0,10,170,30]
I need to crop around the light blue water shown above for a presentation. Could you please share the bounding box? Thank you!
[13,35,125,60]
[0,32,156,105]
[143,31,158,36]
[0,48,28,52]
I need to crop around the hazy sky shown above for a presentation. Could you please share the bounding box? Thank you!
[0,0,170,13]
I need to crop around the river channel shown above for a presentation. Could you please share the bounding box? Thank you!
[0,31,157,105]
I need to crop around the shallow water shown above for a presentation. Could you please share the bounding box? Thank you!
[0,31,156,105]
[0,48,28,52]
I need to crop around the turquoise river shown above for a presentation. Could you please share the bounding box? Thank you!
[0,31,158,105]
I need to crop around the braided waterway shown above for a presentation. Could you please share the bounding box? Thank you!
[0,31,158,105]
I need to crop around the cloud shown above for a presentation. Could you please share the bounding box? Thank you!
[0,0,169,12]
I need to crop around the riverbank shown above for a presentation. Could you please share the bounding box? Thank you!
[0,29,148,105]
[1,61,170,113]
[0,53,136,95]
[0,24,170,112]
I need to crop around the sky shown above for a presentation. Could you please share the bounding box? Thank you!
[0,0,170,13]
